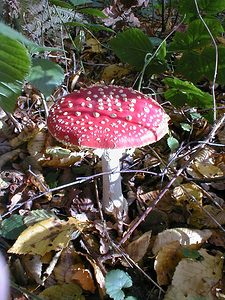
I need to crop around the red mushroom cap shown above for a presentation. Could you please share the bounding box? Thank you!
[47,85,169,149]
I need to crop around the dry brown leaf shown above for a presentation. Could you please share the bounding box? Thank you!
[22,255,43,284]
[172,183,203,210]
[0,149,21,170]
[10,123,45,148]
[53,247,95,293]
[152,228,212,255]
[125,230,152,264]
[188,205,225,229]
[195,161,223,178]
[27,129,47,161]
[164,249,223,300]
[67,263,95,293]
[154,241,183,286]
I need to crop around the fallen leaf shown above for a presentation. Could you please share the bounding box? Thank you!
[101,64,130,82]
[125,230,152,263]
[154,241,183,286]
[152,228,212,255]
[164,249,223,299]
[8,217,87,256]
[39,283,85,300]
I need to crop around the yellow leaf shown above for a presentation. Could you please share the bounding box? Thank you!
[39,283,85,300]
[8,217,86,256]
[101,64,130,82]
[86,38,104,53]
[195,161,223,178]
[173,183,203,210]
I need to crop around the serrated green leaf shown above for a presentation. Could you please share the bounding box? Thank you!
[49,0,74,9]
[23,210,57,227]
[0,215,26,240]
[78,7,107,18]
[167,136,179,152]
[69,0,93,6]
[176,47,225,85]
[109,28,153,70]
[170,18,224,52]
[163,77,212,108]
[66,21,114,32]
[0,34,31,112]
[105,269,133,300]
[27,58,64,97]
[0,35,31,83]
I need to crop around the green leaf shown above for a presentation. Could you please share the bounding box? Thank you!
[0,215,26,240]
[182,248,203,260]
[23,210,57,227]
[178,0,225,18]
[170,18,224,52]
[0,82,22,112]
[109,28,153,70]
[66,21,114,32]
[0,34,31,112]
[176,47,225,84]
[180,123,192,131]
[105,269,133,300]
[78,7,107,18]
[69,0,93,6]
[167,136,179,152]
[0,22,63,54]
[0,35,31,83]
[163,77,212,108]
[27,58,64,97]
[0,22,35,48]
[49,0,74,9]
[125,297,137,300]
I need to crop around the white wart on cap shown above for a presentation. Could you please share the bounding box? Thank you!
[47,85,169,149]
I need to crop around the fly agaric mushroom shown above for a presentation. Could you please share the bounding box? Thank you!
[47,85,169,222]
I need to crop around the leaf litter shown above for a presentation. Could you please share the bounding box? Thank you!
[0,1,225,300]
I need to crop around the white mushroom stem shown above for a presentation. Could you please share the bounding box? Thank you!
[101,149,128,221]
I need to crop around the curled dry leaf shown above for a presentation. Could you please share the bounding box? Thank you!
[27,129,47,161]
[164,249,223,300]
[10,123,45,148]
[152,228,212,255]
[53,247,95,293]
[124,230,152,264]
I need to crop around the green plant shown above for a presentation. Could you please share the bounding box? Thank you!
[105,269,137,300]
[0,22,64,112]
